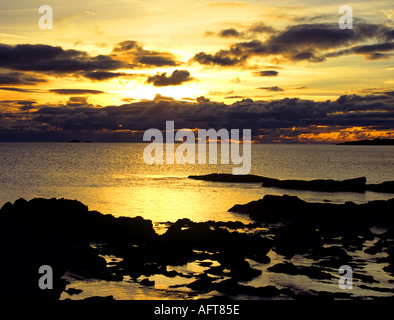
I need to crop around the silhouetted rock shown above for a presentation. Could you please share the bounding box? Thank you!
[229,194,394,228]
[189,173,369,192]
[187,274,215,292]
[188,173,267,183]
[140,278,155,286]
[229,194,305,222]
[268,262,334,280]
[65,288,83,295]
[261,177,367,193]
[382,247,394,276]
[82,295,115,301]
[228,259,262,281]
[367,181,394,193]
[0,197,157,300]
[213,279,284,298]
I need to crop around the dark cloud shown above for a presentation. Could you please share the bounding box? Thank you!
[192,50,247,66]
[255,70,279,77]
[247,22,275,34]
[0,40,182,84]
[146,69,192,86]
[257,86,284,92]
[0,87,39,93]
[82,71,129,81]
[192,22,394,66]
[49,89,105,95]
[225,96,245,99]
[1,94,393,142]
[218,28,242,38]
[210,23,275,40]
[324,42,394,60]
[0,43,123,74]
[0,71,47,85]
[112,40,181,67]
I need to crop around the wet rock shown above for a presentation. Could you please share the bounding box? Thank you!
[268,262,334,280]
[140,278,155,286]
[229,194,394,233]
[229,194,305,222]
[353,273,378,284]
[0,197,158,299]
[382,247,394,276]
[65,288,83,295]
[273,222,323,257]
[187,274,215,292]
[310,290,352,300]
[214,279,283,298]
[227,259,262,281]
[312,246,352,267]
[364,239,385,255]
[82,295,115,302]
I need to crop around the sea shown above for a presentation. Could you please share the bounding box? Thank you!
[0,142,393,300]
[1,142,393,222]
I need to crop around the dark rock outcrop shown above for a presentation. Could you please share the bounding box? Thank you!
[367,181,394,193]
[229,194,394,228]
[268,262,334,280]
[0,198,157,300]
[189,173,394,194]
[188,173,267,183]
[261,177,367,193]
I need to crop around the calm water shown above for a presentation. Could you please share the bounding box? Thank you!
[1,142,394,300]
[0,142,393,223]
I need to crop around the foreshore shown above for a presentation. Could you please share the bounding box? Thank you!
[0,176,393,300]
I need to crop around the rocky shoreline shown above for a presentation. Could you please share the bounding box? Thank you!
[0,192,393,300]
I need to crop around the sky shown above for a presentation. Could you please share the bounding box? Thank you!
[0,0,393,142]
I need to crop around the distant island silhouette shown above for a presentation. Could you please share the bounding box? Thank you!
[336,138,394,145]
[67,140,92,143]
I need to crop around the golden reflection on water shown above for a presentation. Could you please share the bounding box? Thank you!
[87,181,257,223]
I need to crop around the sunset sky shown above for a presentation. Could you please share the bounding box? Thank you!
[1,0,394,142]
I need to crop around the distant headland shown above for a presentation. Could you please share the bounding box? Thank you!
[336,138,394,145]
[67,140,92,143]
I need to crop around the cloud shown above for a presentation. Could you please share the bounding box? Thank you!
[112,40,181,67]
[0,71,48,85]
[192,22,394,66]
[0,40,182,84]
[218,28,243,38]
[192,51,247,66]
[146,69,192,86]
[0,87,39,93]
[82,71,130,81]
[255,70,279,77]
[49,89,105,95]
[247,22,275,34]
[257,86,284,91]
[0,43,124,74]
[209,23,275,40]
[1,93,393,142]
[323,42,394,60]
